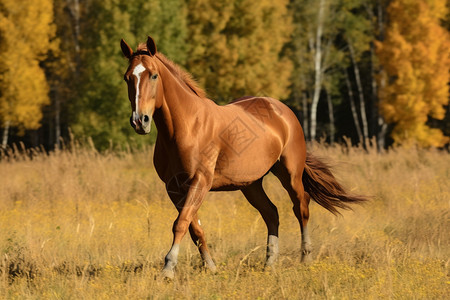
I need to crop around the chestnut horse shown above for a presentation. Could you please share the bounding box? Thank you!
[120,37,366,279]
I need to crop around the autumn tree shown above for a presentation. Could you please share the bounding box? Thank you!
[376,0,450,147]
[0,0,55,147]
[185,0,292,103]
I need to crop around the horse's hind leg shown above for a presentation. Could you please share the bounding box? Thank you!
[272,161,313,263]
[297,190,312,263]
[189,214,216,272]
[241,179,280,267]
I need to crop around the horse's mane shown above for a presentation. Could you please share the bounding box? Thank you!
[136,44,206,99]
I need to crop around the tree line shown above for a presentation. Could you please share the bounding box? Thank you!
[0,0,449,150]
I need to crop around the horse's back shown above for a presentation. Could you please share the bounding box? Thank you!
[228,95,307,166]
[227,96,304,142]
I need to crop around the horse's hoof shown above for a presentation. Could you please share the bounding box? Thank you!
[206,262,217,274]
[263,257,278,272]
[301,252,313,264]
[161,268,175,280]
[204,257,217,273]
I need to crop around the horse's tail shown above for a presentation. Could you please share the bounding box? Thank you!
[302,153,368,215]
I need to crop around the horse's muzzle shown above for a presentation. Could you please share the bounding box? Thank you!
[130,114,151,135]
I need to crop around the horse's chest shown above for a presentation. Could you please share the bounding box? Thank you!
[153,139,198,184]
[153,141,177,184]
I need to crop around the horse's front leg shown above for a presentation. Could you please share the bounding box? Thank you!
[162,173,210,279]
[189,214,217,272]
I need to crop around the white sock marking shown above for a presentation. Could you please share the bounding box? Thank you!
[267,235,279,254]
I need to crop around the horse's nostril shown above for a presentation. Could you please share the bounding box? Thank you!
[143,115,150,123]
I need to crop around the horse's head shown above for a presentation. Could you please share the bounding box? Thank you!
[121,36,160,135]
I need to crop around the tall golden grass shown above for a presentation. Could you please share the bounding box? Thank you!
[0,142,448,299]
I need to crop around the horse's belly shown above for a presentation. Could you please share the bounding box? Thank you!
[210,142,281,190]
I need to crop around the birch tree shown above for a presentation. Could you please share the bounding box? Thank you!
[291,0,336,141]
[291,0,349,141]
[309,0,326,141]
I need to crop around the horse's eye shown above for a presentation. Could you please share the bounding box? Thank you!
[124,75,129,82]
[151,74,158,80]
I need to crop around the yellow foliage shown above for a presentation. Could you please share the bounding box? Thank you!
[186,0,293,103]
[0,0,55,131]
[376,0,450,147]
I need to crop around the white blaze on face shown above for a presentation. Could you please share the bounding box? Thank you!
[132,63,146,117]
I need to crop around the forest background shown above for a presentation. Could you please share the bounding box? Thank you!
[0,0,449,151]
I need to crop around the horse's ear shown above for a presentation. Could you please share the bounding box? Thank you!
[121,39,133,59]
[147,36,157,56]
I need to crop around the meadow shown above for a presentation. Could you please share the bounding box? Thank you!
[0,141,448,299]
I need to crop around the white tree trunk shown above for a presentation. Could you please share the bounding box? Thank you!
[326,91,335,145]
[66,0,81,75]
[345,69,363,144]
[370,44,377,138]
[377,70,388,149]
[55,94,61,149]
[310,0,325,141]
[302,92,309,141]
[2,121,10,148]
[377,115,388,149]
[376,0,387,150]
[348,42,369,146]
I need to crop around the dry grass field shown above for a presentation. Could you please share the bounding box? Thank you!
[0,141,448,299]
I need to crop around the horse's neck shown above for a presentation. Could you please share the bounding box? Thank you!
[153,64,210,139]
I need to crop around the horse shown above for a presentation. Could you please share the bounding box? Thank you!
[120,36,367,279]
